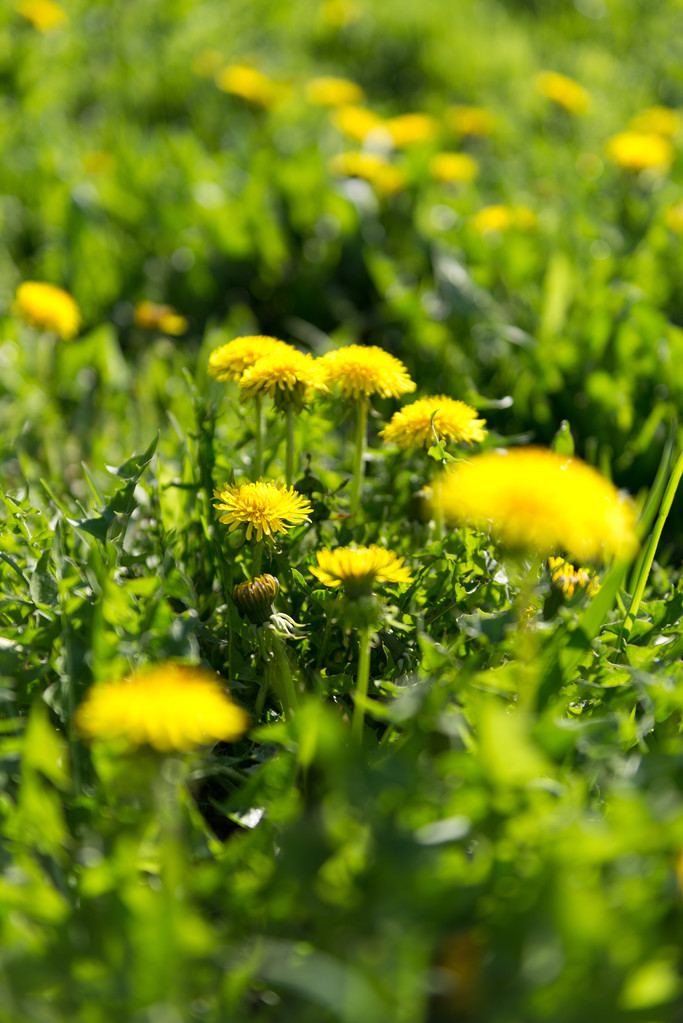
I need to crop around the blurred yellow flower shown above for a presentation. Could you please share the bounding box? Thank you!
[12,281,81,340]
[134,301,188,336]
[605,131,673,172]
[548,556,599,598]
[320,344,416,401]
[471,204,537,234]
[383,113,439,148]
[213,480,312,541]
[433,447,638,562]
[429,152,479,184]
[446,105,496,137]
[311,545,412,598]
[16,0,66,32]
[330,151,405,195]
[629,106,680,138]
[535,71,590,115]
[215,64,287,108]
[239,345,328,410]
[74,663,249,753]
[664,202,683,233]
[208,335,288,382]
[332,105,383,142]
[380,396,486,449]
[306,76,364,107]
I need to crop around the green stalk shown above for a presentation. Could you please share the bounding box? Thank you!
[350,399,368,515]
[253,540,263,578]
[352,625,372,744]
[271,635,298,717]
[254,395,264,478]
[286,406,295,487]
[619,448,683,647]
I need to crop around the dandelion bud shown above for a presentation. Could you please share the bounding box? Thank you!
[233,574,280,625]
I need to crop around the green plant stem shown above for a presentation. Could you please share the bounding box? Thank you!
[286,406,295,487]
[619,448,683,647]
[350,399,368,515]
[253,540,263,578]
[254,396,264,478]
[272,635,298,716]
[352,625,372,744]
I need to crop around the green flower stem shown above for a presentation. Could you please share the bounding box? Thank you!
[350,398,368,515]
[352,625,372,744]
[271,635,298,717]
[253,540,263,578]
[286,406,295,487]
[254,395,264,478]
[432,469,445,541]
[619,448,683,648]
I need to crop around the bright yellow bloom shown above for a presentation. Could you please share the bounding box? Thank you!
[213,479,312,541]
[306,76,364,107]
[548,556,600,598]
[629,106,680,138]
[12,281,81,340]
[16,0,66,32]
[605,131,673,173]
[535,71,590,114]
[383,113,439,148]
[381,396,486,449]
[332,105,383,142]
[329,151,405,196]
[471,204,537,234]
[446,105,496,137]
[311,545,412,598]
[320,344,416,401]
[134,301,188,336]
[74,663,249,752]
[208,335,288,382]
[239,345,328,410]
[215,65,286,108]
[429,152,479,184]
[433,448,638,562]
[665,202,683,233]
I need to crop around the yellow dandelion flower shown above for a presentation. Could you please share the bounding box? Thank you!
[629,106,680,138]
[239,345,328,410]
[306,76,364,107]
[380,396,486,449]
[383,113,440,148]
[213,479,312,542]
[429,152,479,184]
[16,0,67,32]
[332,105,384,142]
[605,131,673,173]
[535,71,590,115]
[74,663,249,753]
[433,447,638,562]
[665,201,683,233]
[215,64,286,109]
[12,281,81,340]
[311,545,412,598]
[320,344,416,401]
[330,151,405,195]
[548,556,600,599]
[471,204,537,234]
[134,301,188,336]
[446,105,496,137]
[208,335,288,382]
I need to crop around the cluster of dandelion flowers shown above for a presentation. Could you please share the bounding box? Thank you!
[239,345,328,410]
[605,131,673,173]
[381,396,486,450]
[13,281,81,340]
[74,664,249,753]
[433,448,638,563]
[312,545,412,599]
[535,71,590,115]
[208,335,287,382]
[134,301,188,336]
[548,557,599,599]
[214,479,312,542]
[320,345,416,401]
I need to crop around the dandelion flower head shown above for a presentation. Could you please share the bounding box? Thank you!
[433,448,638,562]
[311,545,412,598]
[446,105,497,137]
[548,556,600,599]
[16,0,67,32]
[535,71,590,114]
[629,106,680,138]
[383,113,440,148]
[320,344,416,401]
[605,131,673,173]
[471,205,537,234]
[332,105,383,142]
[306,76,364,107]
[215,64,286,108]
[381,396,486,449]
[429,152,479,184]
[74,663,249,753]
[239,344,328,411]
[330,151,405,196]
[134,301,188,336]
[13,281,81,340]
[214,479,312,542]
[208,335,288,382]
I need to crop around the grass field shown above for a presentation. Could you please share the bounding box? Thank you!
[4,1,683,1020]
